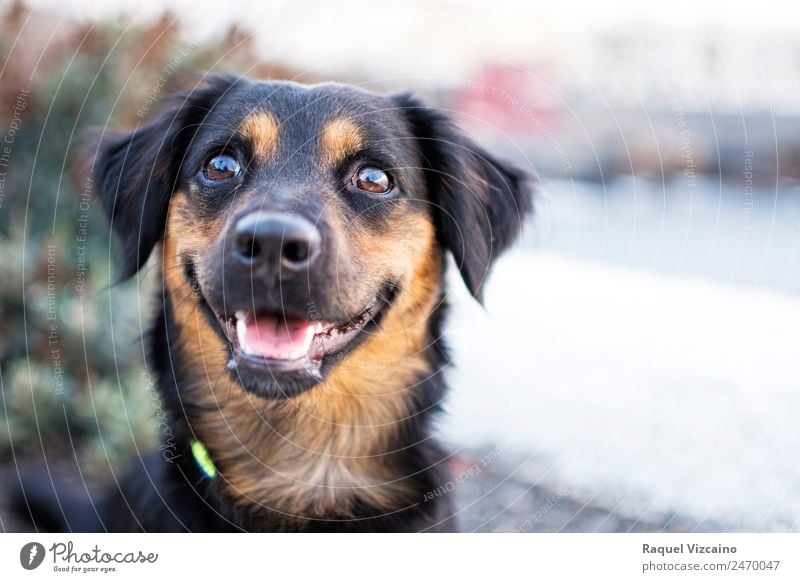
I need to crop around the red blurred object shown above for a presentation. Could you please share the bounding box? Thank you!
[454,63,562,137]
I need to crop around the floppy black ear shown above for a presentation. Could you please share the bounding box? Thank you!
[89,74,241,279]
[392,93,533,301]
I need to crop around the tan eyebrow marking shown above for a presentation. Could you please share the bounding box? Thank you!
[238,112,279,161]
[320,117,365,165]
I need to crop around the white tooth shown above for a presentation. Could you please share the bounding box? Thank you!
[236,315,251,354]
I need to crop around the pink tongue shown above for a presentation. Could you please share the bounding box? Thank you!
[239,315,317,360]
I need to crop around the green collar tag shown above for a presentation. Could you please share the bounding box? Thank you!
[191,439,217,479]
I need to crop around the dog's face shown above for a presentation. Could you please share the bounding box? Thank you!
[92,76,530,400]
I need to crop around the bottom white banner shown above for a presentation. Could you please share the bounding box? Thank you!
[0,533,796,581]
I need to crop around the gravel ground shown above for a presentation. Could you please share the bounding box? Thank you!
[1,445,721,533]
[449,448,708,532]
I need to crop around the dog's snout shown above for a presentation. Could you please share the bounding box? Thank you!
[232,212,321,271]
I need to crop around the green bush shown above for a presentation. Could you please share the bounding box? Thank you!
[0,3,303,481]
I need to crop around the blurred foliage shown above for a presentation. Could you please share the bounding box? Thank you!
[0,1,306,483]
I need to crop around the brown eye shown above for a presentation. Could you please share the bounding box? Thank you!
[204,154,241,180]
[353,165,392,194]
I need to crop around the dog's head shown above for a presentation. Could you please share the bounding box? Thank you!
[92,75,531,400]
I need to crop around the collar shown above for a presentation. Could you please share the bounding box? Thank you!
[190,439,217,479]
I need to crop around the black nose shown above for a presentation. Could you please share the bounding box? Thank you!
[232,212,321,271]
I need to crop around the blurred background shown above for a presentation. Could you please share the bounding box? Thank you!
[1,0,798,532]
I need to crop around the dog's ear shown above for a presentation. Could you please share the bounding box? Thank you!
[392,93,533,301]
[88,74,241,279]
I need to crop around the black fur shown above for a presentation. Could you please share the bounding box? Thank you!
[392,93,532,300]
[92,75,241,278]
[8,76,532,532]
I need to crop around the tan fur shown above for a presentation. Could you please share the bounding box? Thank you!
[320,117,364,165]
[168,189,226,259]
[239,112,280,161]
[163,195,441,519]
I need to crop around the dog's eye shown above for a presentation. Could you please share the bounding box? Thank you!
[204,154,241,181]
[353,166,392,194]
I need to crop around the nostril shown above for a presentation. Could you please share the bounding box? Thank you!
[282,239,310,264]
[245,236,261,259]
[235,233,261,260]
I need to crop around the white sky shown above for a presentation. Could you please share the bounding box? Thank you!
[24,0,800,73]
[27,0,800,32]
[16,1,800,111]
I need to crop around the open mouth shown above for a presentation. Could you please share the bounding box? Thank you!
[213,285,394,378]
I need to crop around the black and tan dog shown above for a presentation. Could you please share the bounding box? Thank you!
[20,75,531,531]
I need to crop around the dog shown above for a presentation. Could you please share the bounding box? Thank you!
[16,75,532,532]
